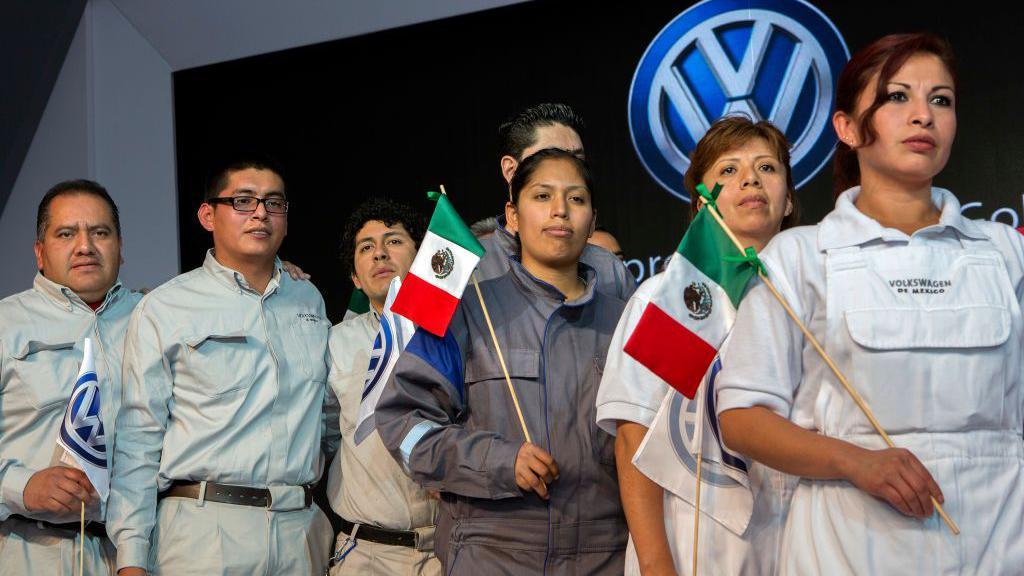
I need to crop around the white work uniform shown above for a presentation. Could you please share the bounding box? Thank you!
[717,188,1024,575]
[597,275,790,576]
[0,275,140,575]
[108,252,334,575]
[324,311,441,575]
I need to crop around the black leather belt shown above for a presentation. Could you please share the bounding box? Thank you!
[8,514,107,540]
[158,480,313,509]
[340,518,416,547]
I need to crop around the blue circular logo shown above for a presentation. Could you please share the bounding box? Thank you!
[629,0,849,202]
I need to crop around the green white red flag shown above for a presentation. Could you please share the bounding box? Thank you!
[391,191,485,336]
[623,187,757,398]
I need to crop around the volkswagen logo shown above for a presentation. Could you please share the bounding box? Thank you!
[668,359,747,487]
[629,0,849,202]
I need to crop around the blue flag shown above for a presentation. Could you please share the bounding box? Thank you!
[57,338,109,500]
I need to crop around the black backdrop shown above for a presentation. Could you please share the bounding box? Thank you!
[174,0,1024,323]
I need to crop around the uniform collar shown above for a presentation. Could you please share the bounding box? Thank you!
[33,272,124,314]
[492,213,517,252]
[202,249,283,295]
[508,256,598,307]
[818,187,988,250]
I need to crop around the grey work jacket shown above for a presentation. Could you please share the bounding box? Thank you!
[477,215,637,301]
[376,259,628,574]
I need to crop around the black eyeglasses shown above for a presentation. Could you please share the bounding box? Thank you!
[207,196,289,214]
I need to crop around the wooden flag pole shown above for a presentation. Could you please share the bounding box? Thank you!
[79,500,85,576]
[438,185,532,444]
[697,196,960,535]
[692,450,703,576]
[471,274,532,444]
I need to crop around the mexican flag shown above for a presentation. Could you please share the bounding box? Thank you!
[391,191,485,337]
[623,201,757,398]
[343,288,370,322]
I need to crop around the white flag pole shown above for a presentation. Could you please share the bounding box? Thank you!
[79,501,85,576]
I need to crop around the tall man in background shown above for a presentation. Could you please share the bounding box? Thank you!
[477,102,636,299]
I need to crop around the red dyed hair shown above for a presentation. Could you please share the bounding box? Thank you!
[832,33,958,197]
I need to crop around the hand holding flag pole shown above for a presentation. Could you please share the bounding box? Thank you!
[694,183,959,536]
[57,337,110,575]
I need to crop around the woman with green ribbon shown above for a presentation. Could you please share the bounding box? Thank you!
[596,115,799,576]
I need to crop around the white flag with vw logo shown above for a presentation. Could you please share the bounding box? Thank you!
[56,337,109,501]
[633,355,754,536]
[354,277,415,445]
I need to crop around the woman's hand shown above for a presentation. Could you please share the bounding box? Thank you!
[515,442,559,500]
[841,446,943,518]
[721,406,945,520]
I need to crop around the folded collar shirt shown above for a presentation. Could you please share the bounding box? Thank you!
[0,274,141,523]
[108,250,330,569]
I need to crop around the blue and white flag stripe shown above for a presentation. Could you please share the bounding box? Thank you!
[353,277,415,445]
[56,338,110,501]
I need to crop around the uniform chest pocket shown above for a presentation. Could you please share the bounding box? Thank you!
[12,340,78,410]
[182,332,257,397]
[845,306,1010,350]
[843,306,1011,430]
[288,319,328,382]
[464,349,539,432]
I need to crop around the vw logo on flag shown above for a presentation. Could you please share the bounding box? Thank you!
[628,0,849,202]
[59,371,106,468]
[668,359,745,487]
[362,314,395,401]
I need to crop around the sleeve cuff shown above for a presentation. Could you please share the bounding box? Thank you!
[1,465,35,516]
[485,437,523,499]
[596,402,659,436]
[715,390,790,420]
[116,538,150,572]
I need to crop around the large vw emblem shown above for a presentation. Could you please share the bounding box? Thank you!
[629,0,849,202]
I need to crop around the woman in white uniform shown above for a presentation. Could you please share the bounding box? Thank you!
[595,115,798,575]
[716,33,1024,574]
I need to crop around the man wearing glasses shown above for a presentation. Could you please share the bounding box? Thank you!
[108,160,334,575]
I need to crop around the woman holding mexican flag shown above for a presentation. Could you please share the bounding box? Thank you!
[717,33,1024,574]
[596,115,799,576]
[375,147,628,574]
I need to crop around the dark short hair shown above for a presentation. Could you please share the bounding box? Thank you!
[683,115,800,231]
[498,103,585,161]
[509,147,595,206]
[339,197,427,277]
[205,157,287,202]
[37,179,121,241]
[470,216,499,238]
[833,33,957,197]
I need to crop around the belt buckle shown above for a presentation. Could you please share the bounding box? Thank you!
[264,489,273,510]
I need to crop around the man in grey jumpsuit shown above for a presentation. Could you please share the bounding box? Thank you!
[0,180,141,575]
[375,260,629,574]
[108,160,333,575]
[323,197,441,574]
[478,102,636,299]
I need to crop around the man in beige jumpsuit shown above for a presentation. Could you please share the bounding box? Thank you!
[0,180,141,575]
[108,160,333,575]
[324,197,441,575]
